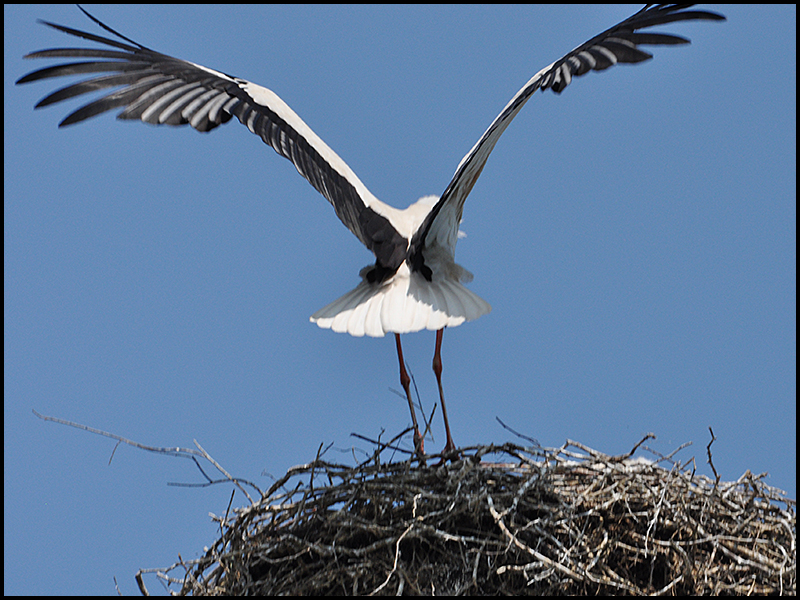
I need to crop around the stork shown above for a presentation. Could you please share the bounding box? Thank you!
[17,5,725,457]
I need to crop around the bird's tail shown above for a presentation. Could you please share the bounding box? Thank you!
[310,269,491,337]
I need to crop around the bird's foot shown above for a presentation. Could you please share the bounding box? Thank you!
[435,439,460,465]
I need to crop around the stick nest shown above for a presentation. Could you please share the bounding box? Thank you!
[151,436,795,595]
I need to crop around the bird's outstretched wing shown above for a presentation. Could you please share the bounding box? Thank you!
[16,7,409,275]
[408,4,725,275]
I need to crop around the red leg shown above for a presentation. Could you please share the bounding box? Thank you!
[395,333,424,456]
[433,328,456,455]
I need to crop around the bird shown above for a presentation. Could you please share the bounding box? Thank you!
[17,5,725,458]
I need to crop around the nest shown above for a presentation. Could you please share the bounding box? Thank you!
[142,434,795,595]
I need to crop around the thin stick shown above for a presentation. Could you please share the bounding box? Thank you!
[32,409,261,499]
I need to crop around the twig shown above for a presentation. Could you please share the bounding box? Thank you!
[707,426,720,485]
[495,416,540,446]
[32,409,262,499]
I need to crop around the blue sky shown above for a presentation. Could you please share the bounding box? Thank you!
[4,4,795,595]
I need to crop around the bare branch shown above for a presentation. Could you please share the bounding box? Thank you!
[32,409,262,499]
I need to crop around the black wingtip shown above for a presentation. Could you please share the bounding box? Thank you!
[76,4,148,49]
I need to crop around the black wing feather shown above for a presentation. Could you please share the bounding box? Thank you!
[17,8,409,277]
[408,4,725,276]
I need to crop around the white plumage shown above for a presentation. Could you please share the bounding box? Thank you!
[310,195,492,337]
[16,5,725,457]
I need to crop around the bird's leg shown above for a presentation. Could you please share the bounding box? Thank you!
[395,333,424,456]
[433,328,457,456]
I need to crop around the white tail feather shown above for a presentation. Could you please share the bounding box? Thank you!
[310,268,491,337]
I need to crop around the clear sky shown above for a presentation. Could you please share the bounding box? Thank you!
[4,4,795,595]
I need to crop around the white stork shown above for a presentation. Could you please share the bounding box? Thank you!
[17,5,725,457]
